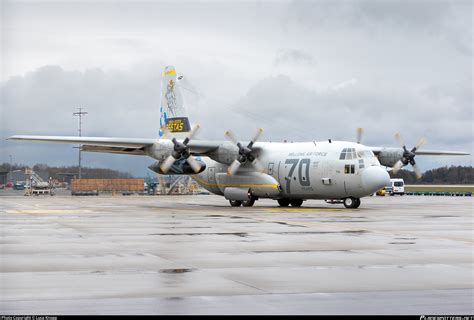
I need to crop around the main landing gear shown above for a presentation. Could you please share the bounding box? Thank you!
[343,197,361,209]
[229,198,256,207]
[277,199,303,207]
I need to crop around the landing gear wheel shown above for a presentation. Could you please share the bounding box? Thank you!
[229,200,242,207]
[343,197,360,209]
[354,198,361,208]
[290,199,303,207]
[242,199,256,207]
[277,199,290,207]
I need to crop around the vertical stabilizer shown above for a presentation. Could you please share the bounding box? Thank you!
[159,66,191,138]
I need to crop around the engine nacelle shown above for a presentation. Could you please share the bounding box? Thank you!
[377,148,404,168]
[148,158,206,175]
[206,143,239,165]
[146,141,174,160]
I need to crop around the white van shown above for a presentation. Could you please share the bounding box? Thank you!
[387,178,405,195]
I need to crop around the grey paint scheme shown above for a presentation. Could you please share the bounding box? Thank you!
[192,140,385,200]
[8,135,469,201]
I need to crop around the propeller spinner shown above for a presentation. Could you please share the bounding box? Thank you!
[224,128,265,176]
[159,124,203,174]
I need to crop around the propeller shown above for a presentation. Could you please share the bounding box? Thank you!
[224,128,265,176]
[160,124,202,174]
[356,127,364,144]
[392,133,427,179]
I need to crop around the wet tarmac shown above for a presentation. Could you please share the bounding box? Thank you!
[0,193,473,314]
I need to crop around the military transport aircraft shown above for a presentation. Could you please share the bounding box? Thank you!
[9,66,469,208]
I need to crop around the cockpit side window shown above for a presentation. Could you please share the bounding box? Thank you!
[357,150,375,158]
[339,148,348,160]
[340,148,357,160]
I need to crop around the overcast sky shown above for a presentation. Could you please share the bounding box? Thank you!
[1,0,472,176]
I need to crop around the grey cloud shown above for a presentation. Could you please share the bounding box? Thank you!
[284,1,471,56]
[1,65,164,175]
[274,49,316,66]
[231,74,472,167]
[1,1,472,174]
[286,1,453,30]
[1,64,471,175]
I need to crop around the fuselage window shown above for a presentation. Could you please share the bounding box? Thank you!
[344,164,355,174]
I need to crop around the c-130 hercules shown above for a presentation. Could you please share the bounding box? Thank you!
[9,66,469,208]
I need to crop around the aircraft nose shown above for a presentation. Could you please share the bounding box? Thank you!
[361,166,390,194]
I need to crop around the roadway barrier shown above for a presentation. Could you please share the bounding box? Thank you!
[404,191,471,197]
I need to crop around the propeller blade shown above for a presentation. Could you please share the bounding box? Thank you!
[412,163,423,179]
[160,155,176,174]
[186,124,201,142]
[392,160,404,174]
[227,159,241,176]
[356,127,364,144]
[186,155,202,173]
[224,130,239,145]
[251,158,266,173]
[251,128,264,144]
[394,132,405,148]
[414,137,427,151]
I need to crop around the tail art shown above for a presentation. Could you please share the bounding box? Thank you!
[159,66,191,138]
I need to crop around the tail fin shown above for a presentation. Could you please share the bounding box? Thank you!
[159,66,192,138]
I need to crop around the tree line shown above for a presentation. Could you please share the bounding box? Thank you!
[1,163,472,184]
[389,166,473,184]
[0,163,133,180]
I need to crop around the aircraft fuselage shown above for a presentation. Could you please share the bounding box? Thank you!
[191,140,390,201]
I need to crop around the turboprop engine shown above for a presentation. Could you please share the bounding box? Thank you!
[148,159,206,175]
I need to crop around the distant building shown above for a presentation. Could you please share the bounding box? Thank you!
[0,170,8,185]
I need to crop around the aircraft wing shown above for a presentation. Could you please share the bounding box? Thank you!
[7,135,223,156]
[8,135,156,148]
[369,146,469,156]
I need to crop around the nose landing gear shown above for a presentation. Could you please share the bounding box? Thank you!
[343,197,360,209]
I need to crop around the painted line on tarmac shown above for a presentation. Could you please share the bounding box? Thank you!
[6,209,93,214]
[264,208,350,213]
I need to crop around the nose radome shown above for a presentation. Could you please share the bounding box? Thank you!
[362,166,390,194]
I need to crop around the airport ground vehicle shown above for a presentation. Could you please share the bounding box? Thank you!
[386,178,405,196]
[13,182,25,190]
[9,66,469,208]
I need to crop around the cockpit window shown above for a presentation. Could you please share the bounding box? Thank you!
[357,150,375,158]
[339,148,357,160]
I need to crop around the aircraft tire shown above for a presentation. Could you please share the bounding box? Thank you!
[343,197,359,209]
[229,200,242,207]
[354,198,361,208]
[277,199,290,207]
[290,199,303,207]
[242,199,256,207]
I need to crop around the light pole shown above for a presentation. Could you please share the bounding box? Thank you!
[73,108,88,179]
[9,155,12,181]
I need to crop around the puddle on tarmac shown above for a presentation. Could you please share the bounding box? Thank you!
[160,268,195,274]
